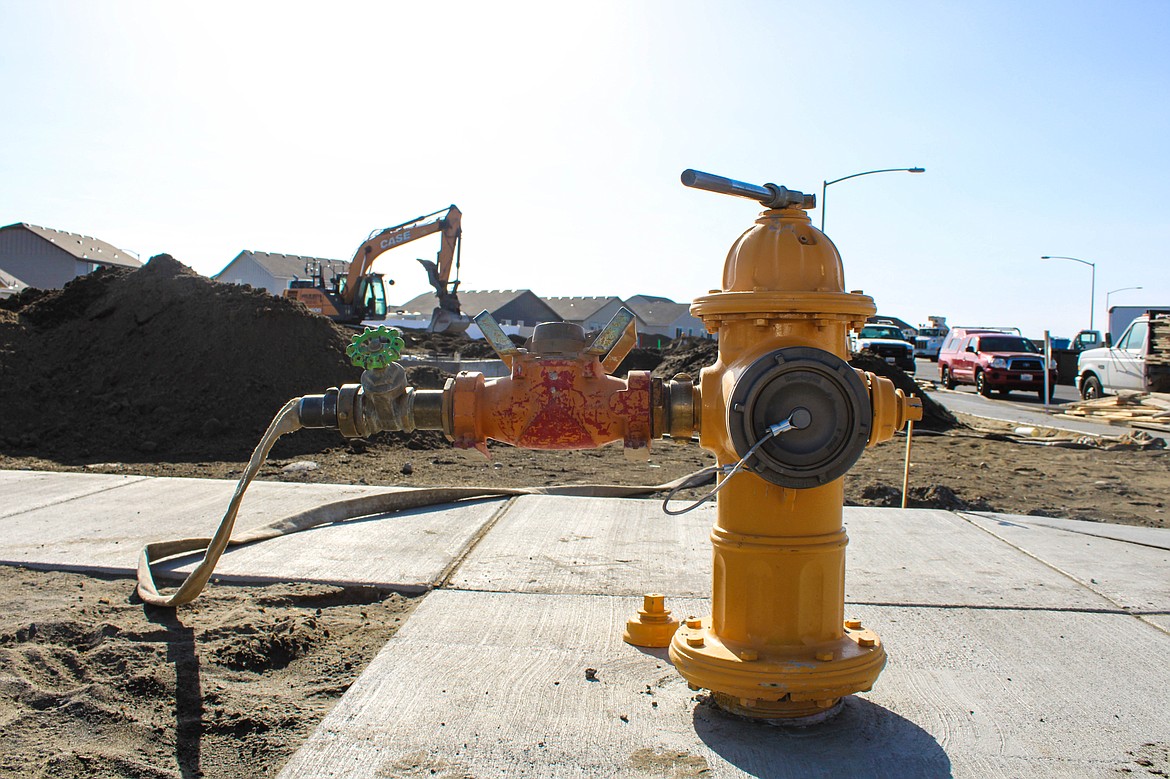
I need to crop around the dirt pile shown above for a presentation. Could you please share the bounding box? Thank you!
[853,483,993,511]
[0,256,362,462]
[399,329,524,359]
[849,353,958,431]
[652,336,719,379]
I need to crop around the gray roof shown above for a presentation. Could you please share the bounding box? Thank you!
[625,294,674,306]
[1,222,140,268]
[623,298,691,327]
[869,314,917,335]
[542,296,622,321]
[218,250,346,281]
[0,267,28,290]
[398,289,534,314]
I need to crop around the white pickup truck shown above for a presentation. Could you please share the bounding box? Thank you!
[1076,311,1170,399]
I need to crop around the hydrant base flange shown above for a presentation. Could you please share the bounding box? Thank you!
[668,616,886,719]
[711,693,846,724]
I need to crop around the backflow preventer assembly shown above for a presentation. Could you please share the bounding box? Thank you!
[140,169,920,722]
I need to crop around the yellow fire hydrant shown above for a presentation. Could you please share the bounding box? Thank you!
[287,168,920,722]
[667,170,921,720]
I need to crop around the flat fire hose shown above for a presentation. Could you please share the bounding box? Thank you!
[136,398,713,608]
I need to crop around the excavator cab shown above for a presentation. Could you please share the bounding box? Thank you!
[356,274,388,320]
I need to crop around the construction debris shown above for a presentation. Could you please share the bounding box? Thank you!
[1024,430,1165,451]
[1058,392,1170,432]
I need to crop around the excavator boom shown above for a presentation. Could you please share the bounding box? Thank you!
[285,205,468,332]
[344,206,462,304]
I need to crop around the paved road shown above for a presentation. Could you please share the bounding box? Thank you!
[908,357,1168,442]
[911,357,1080,406]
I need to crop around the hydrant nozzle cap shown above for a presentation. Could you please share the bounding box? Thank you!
[529,321,587,355]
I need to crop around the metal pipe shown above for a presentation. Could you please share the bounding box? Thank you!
[680,170,815,210]
[681,170,774,202]
[412,389,447,432]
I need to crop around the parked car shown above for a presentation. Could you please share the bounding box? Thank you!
[937,328,1057,400]
[853,323,916,371]
[914,327,949,361]
[1076,310,1170,398]
[913,316,948,361]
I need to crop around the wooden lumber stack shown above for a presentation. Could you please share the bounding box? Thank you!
[1149,314,1170,366]
[1058,392,1170,432]
[1149,314,1170,392]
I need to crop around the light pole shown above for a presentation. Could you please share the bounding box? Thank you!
[821,167,925,232]
[1041,255,1097,332]
[1106,286,1143,311]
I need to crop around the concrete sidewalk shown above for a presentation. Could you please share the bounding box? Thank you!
[0,470,505,590]
[1,470,1167,777]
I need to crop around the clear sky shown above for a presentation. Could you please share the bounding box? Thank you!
[2,1,1166,339]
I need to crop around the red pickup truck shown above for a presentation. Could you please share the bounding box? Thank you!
[938,328,1057,400]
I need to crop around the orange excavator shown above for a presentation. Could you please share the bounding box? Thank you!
[284,205,469,333]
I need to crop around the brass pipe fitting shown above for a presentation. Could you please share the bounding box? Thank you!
[295,314,698,451]
[296,363,449,437]
[652,375,700,440]
[412,389,447,433]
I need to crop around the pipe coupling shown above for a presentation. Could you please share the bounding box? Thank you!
[296,363,448,437]
[653,375,700,440]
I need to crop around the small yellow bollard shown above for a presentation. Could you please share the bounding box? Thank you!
[622,593,680,648]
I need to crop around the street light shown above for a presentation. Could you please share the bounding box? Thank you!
[1106,286,1143,311]
[1040,255,1097,332]
[820,167,925,232]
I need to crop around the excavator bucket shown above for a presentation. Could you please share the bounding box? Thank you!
[429,307,472,334]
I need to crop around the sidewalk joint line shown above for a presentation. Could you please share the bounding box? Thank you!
[954,510,1170,638]
[0,474,151,521]
[435,497,519,588]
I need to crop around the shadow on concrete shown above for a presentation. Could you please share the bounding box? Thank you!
[630,645,672,662]
[694,694,952,778]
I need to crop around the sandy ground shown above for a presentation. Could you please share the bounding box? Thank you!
[0,567,416,779]
[2,414,1168,777]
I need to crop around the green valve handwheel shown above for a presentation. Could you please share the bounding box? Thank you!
[346,326,405,370]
